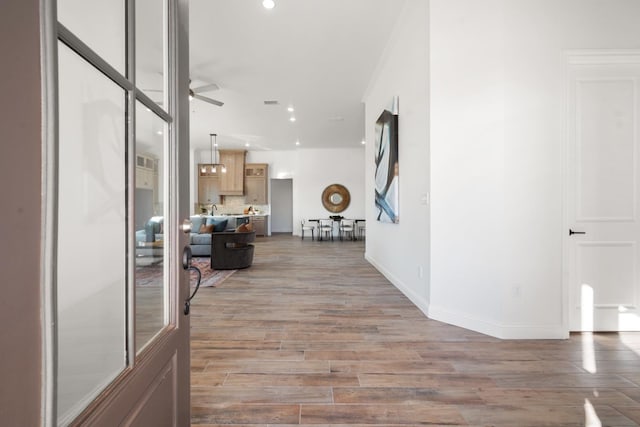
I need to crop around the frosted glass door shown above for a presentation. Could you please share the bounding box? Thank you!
[57,0,125,74]
[56,43,127,424]
[135,101,168,353]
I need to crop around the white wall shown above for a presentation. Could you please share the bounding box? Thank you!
[292,148,366,234]
[363,0,430,312]
[430,0,640,338]
[247,148,365,236]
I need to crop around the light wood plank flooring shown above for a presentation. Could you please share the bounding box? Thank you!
[190,234,640,426]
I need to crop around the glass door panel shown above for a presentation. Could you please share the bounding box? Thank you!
[135,101,169,353]
[56,42,127,424]
[136,0,167,105]
[57,0,126,73]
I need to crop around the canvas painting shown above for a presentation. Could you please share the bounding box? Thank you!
[374,98,399,223]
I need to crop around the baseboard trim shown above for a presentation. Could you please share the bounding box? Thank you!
[365,254,430,318]
[365,254,568,340]
[428,304,568,340]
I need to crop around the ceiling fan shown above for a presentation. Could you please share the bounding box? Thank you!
[189,82,224,107]
[143,81,224,107]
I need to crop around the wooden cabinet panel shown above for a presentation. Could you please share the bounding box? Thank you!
[136,154,157,190]
[245,178,267,204]
[250,215,266,236]
[245,164,267,177]
[198,164,220,204]
[136,167,154,189]
[219,150,246,195]
[244,163,268,204]
[198,176,219,204]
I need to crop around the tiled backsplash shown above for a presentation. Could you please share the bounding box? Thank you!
[196,196,269,215]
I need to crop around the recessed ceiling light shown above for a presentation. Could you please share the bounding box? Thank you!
[245,143,251,147]
[287,106,295,112]
[262,0,275,9]
[156,130,163,135]
[361,139,366,145]
[295,141,300,146]
[289,117,296,122]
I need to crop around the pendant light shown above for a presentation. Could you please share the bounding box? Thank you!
[203,133,226,174]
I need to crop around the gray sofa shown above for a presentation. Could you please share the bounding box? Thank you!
[136,215,247,257]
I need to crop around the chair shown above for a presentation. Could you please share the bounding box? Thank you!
[318,219,334,241]
[356,220,366,240]
[339,219,355,241]
[210,231,256,269]
[300,219,316,240]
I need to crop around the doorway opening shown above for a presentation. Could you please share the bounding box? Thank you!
[270,179,293,233]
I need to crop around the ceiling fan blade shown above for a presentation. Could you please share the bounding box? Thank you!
[193,93,224,107]
[192,83,220,93]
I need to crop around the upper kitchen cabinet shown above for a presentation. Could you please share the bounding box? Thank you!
[136,153,157,190]
[198,164,220,205]
[219,149,246,195]
[245,163,268,204]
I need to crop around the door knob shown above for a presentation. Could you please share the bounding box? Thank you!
[180,219,192,234]
[569,229,586,236]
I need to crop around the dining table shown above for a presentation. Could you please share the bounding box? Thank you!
[308,218,365,241]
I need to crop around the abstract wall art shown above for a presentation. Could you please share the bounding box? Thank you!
[374,96,399,223]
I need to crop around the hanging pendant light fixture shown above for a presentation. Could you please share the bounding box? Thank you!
[204,133,226,174]
[210,133,217,173]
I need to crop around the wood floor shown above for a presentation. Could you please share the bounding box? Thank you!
[190,234,640,426]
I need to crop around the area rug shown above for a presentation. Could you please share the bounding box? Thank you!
[136,257,236,288]
[190,257,236,288]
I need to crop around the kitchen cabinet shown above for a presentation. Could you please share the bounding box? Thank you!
[198,164,220,205]
[219,149,246,195]
[244,163,268,204]
[136,154,157,190]
[249,215,267,237]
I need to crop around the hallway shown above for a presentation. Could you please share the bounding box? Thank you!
[190,234,640,425]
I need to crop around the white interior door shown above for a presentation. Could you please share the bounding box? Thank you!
[567,52,640,332]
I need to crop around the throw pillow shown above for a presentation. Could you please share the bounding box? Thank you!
[144,221,156,242]
[236,222,250,232]
[207,218,228,232]
[199,224,214,234]
[191,216,206,233]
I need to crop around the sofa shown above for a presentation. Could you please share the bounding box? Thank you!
[136,215,247,257]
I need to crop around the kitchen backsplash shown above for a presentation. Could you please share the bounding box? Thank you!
[196,195,269,215]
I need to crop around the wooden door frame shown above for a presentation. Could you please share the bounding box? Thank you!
[39,0,192,424]
[0,0,44,425]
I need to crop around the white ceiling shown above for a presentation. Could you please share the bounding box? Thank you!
[188,0,406,151]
